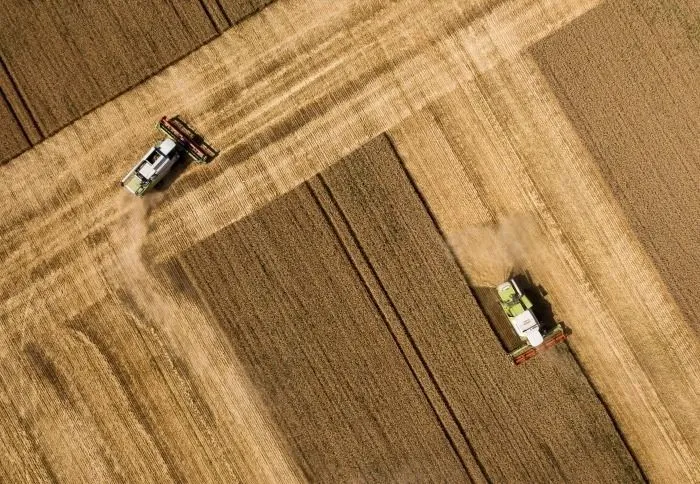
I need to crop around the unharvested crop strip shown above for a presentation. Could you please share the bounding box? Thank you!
[562,338,649,482]
[0,90,31,164]
[307,174,488,483]
[385,132,513,355]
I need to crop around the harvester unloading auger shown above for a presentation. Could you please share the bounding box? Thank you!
[121,116,218,196]
[497,278,566,364]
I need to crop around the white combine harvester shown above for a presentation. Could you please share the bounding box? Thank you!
[121,116,217,196]
[497,278,566,364]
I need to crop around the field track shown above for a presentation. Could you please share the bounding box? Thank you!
[1,0,698,481]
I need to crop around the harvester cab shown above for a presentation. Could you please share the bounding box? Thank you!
[121,116,218,196]
[497,278,566,365]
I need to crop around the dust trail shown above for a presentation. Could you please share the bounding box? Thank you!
[108,191,166,326]
[447,214,545,287]
[103,191,303,483]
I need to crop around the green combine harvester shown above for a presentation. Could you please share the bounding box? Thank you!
[497,278,565,364]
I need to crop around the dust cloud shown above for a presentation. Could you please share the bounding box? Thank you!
[106,190,228,376]
[447,214,544,287]
[107,191,167,327]
[104,191,302,482]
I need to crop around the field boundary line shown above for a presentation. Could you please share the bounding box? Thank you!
[214,0,234,26]
[0,88,31,153]
[564,339,649,482]
[0,55,43,143]
[197,0,230,33]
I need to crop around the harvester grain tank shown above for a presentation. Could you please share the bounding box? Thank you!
[121,116,218,196]
[497,278,566,364]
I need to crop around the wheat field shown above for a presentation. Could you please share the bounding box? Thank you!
[1,0,698,481]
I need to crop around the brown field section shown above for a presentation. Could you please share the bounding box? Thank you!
[0,0,274,162]
[179,185,472,482]
[531,0,700,333]
[1,0,693,480]
[180,135,641,482]
[0,96,28,162]
[0,0,213,137]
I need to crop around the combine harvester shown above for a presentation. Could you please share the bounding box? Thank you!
[121,116,218,196]
[497,278,566,364]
